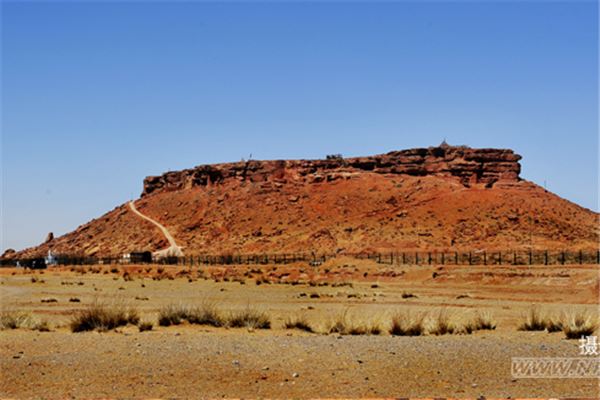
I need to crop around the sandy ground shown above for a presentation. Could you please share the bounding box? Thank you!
[1,260,599,398]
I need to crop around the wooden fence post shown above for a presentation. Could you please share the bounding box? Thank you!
[483,251,486,265]
[441,253,445,265]
[579,250,583,265]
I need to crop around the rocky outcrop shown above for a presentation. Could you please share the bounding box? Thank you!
[1,248,16,258]
[142,144,522,197]
[45,232,54,244]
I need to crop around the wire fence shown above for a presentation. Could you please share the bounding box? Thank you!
[2,249,599,268]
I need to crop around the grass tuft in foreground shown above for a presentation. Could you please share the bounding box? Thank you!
[473,311,497,331]
[1,311,33,330]
[70,302,140,332]
[284,314,314,333]
[518,306,547,331]
[228,307,271,329]
[0,311,51,332]
[518,306,572,333]
[158,304,187,326]
[187,304,225,327]
[158,303,225,327]
[429,309,455,335]
[563,311,598,339]
[389,311,427,336]
[138,321,153,332]
[328,311,382,335]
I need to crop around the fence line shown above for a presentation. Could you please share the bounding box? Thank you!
[2,249,599,267]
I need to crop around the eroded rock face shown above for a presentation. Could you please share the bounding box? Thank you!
[45,232,54,243]
[1,248,16,258]
[142,145,521,197]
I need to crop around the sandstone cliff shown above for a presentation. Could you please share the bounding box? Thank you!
[142,144,521,197]
[8,144,599,259]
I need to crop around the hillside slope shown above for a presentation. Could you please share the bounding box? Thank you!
[8,145,599,258]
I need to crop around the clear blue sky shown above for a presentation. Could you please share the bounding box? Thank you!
[1,1,598,252]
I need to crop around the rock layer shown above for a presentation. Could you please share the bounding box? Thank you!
[142,144,522,197]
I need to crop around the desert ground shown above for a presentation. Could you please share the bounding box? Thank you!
[1,258,599,398]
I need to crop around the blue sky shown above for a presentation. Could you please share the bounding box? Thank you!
[1,1,598,252]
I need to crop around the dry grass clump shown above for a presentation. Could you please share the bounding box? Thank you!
[518,306,566,332]
[349,322,382,336]
[254,276,270,285]
[563,311,598,339]
[388,309,495,336]
[1,311,34,330]
[389,311,427,336]
[157,305,187,326]
[228,308,271,329]
[327,311,382,335]
[284,314,314,333]
[138,321,153,332]
[187,303,225,327]
[1,311,52,332]
[331,282,353,288]
[41,298,58,303]
[429,309,455,335]
[519,306,547,331]
[516,306,598,338]
[70,302,140,332]
[454,311,497,334]
[327,311,351,334]
[157,303,225,327]
[544,314,564,333]
[32,320,51,332]
[473,311,497,331]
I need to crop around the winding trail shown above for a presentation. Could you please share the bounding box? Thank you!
[128,201,184,258]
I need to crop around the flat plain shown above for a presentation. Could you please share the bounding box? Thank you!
[1,259,598,398]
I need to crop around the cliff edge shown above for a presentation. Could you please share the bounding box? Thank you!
[142,144,521,197]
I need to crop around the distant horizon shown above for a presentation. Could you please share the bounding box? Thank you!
[2,1,597,252]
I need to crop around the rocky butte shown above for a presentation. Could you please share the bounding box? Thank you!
[6,143,599,259]
[142,144,522,197]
